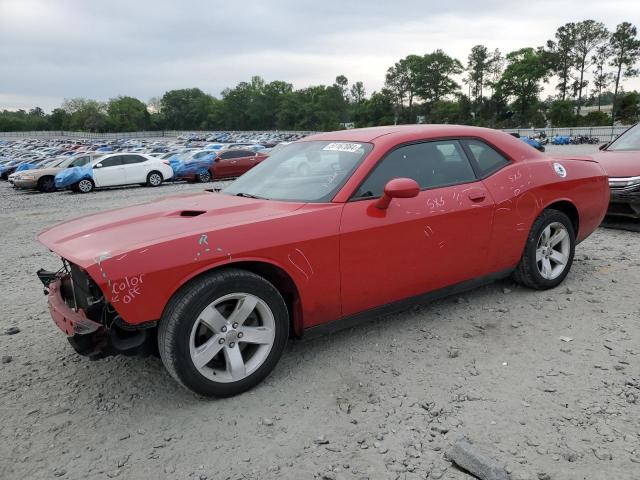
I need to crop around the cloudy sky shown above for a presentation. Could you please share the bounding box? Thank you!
[1,0,639,111]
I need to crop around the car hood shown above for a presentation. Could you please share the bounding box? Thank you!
[19,166,64,177]
[589,150,640,177]
[39,191,305,268]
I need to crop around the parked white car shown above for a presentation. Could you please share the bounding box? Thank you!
[72,153,174,193]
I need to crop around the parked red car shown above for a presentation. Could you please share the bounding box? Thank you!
[590,123,640,218]
[210,149,268,180]
[37,125,609,397]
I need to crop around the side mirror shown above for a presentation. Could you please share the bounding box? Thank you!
[598,143,609,150]
[375,178,420,210]
[94,163,103,168]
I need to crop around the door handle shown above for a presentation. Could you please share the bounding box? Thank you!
[468,191,486,202]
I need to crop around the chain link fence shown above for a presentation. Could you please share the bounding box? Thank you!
[0,126,632,141]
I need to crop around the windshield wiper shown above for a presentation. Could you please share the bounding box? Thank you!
[235,192,268,200]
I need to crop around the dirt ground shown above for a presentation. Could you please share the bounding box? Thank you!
[1,145,639,480]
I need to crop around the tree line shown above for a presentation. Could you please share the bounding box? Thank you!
[1,20,639,133]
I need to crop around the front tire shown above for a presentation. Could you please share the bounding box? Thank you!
[513,209,575,290]
[76,178,94,193]
[158,269,289,397]
[147,171,163,187]
[38,176,56,193]
[197,170,212,183]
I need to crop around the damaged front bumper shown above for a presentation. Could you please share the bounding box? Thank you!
[38,264,156,359]
[46,277,103,337]
[608,178,640,219]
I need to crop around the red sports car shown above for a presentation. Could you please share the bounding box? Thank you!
[209,149,268,180]
[37,125,609,397]
[590,123,640,218]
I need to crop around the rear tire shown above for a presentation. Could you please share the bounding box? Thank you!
[147,171,163,187]
[513,209,575,290]
[158,268,289,397]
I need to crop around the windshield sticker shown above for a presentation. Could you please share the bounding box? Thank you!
[323,143,362,153]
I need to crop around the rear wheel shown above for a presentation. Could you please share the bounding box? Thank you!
[38,176,56,193]
[158,269,289,397]
[513,209,575,290]
[76,178,94,193]
[147,171,163,187]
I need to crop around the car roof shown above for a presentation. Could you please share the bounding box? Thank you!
[304,124,513,143]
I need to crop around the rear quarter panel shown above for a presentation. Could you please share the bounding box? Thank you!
[483,156,608,273]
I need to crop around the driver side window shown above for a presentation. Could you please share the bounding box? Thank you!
[353,140,476,199]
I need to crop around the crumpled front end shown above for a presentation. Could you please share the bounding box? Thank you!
[37,259,156,359]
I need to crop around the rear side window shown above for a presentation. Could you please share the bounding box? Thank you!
[123,155,146,164]
[354,140,476,198]
[219,151,244,160]
[99,156,124,168]
[463,139,510,177]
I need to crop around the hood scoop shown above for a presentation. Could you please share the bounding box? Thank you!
[178,210,206,217]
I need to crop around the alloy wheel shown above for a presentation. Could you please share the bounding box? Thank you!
[535,222,570,280]
[149,173,162,186]
[78,179,93,193]
[189,293,276,383]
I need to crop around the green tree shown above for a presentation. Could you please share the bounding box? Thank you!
[547,23,576,101]
[591,44,612,111]
[62,98,108,132]
[385,56,422,122]
[497,48,551,125]
[106,96,150,131]
[415,50,463,105]
[160,88,216,130]
[614,91,640,124]
[361,89,396,126]
[467,45,491,103]
[609,22,640,125]
[349,81,366,126]
[547,100,576,126]
[48,108,69,130]
[571,20,609,115]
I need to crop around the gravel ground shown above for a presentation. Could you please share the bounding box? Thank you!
[1,146,639,480]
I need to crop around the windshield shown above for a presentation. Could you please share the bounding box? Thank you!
[223,141,372,202]
[608,124,640,151]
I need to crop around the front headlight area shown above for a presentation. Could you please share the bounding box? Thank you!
[609,176,640,190]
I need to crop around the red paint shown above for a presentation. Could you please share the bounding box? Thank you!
[39,126,609,333]
[589,150,639,178]
[47,279,102,336]
[209,150,268,179]
[375,177,420,209]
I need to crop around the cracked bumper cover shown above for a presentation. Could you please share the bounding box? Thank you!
[47,278,103,337]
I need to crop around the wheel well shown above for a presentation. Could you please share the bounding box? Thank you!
[38,175,54,184]
[148,170,163,179]
[188,262,303,338]
[545,201,579,234]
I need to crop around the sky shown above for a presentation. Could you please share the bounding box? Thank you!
[1,0,639,112]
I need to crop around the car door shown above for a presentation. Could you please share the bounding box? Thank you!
[122,154,149,183]
[93,155,126,187]
[231,150,258,176]
[214,151,242,178]
[339,139,495,318]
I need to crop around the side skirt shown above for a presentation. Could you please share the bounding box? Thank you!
[301,268,514,341]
